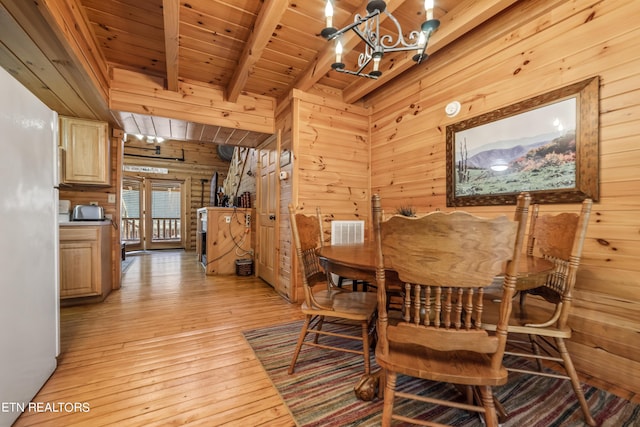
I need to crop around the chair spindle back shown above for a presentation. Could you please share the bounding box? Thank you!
[373,193,530,365]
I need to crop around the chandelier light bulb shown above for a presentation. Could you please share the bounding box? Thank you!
[325,1,333,28]
[335,40,343,63]
[425,0,434,20]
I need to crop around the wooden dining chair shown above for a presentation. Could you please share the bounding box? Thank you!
[482,198,595,426]
[372,193,530,427]
[287,204,378,375]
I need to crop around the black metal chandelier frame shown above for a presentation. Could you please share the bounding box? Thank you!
[321,0,440,79]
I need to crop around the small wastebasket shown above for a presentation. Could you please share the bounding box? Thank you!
[235,259,253,276]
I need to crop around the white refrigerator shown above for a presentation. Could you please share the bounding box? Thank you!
[0,66,59,426]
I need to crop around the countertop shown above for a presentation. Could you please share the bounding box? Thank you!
[60,220,112,226]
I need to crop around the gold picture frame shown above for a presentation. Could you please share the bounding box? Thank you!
[446,76,599,206]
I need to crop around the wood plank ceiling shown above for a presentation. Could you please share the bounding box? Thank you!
[0,0,516,147]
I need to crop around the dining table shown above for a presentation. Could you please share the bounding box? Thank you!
[317,242,555,407]
[317,242,555,292]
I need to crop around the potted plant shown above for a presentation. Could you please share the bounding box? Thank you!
[396,206,416,217]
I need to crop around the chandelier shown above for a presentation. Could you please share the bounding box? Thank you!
[321,0,440,79]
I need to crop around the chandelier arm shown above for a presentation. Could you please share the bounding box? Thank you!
[384,45,424,53]
[334,67,378,80]
[379,11,407,49]
[326,10,381,41]
[352,27,378,50]
[356,53,373,72]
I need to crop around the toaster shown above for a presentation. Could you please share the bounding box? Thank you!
[71,205,105,221]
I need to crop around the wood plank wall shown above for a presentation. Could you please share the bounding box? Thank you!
[275,101,294,301]
[280,90,370,303]
[122,136,230,251]
[365,0,640,393]
[294,91,370,227]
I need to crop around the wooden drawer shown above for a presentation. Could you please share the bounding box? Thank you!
[60,227,99,241]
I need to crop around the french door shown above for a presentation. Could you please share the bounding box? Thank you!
[121,177,185,250]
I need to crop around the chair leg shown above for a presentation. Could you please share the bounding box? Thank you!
[478,385,499,427]
[462,385,474,406]
[361,321,370,375]
[556,338,596,427]
[377,369,385,399]
[528,334,544,371]
[381,371,397,427]
[314,316,324,344]
[288,315,311,374]
[519,290,528,308]
[471,386,507,425]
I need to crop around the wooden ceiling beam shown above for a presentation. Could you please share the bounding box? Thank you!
[110,68,275,135]
[162,0,180,92]
[226,0,289,103]
[343,0,518,103]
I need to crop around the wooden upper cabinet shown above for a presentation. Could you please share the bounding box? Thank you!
[59,116,110,185]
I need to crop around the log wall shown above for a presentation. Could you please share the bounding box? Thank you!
[366,0,640,393]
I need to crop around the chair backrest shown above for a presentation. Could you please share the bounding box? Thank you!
[288,204,326,307]
[525,199,592,326]
[372,193,530,370]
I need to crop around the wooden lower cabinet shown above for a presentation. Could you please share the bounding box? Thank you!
[59,224,112,303]
[196,207,254,275]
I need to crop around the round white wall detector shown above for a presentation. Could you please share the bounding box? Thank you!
[445,101,461,117]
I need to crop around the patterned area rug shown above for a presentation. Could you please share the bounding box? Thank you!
[244,321,640,427]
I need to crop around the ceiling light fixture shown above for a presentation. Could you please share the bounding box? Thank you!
[321,0,440,79]
[139,135,165,144]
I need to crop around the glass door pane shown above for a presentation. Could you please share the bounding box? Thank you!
[147,180,183,249]
[121,177,143,250]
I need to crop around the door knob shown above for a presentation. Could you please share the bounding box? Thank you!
[269,214,276,220]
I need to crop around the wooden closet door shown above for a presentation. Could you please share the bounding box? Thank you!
[257,137,278,286]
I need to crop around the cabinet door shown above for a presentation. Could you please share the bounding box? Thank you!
[59,241,99,298]
[60,116,110,185]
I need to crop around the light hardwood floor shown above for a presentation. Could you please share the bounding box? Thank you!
[14,251,303,426]
[14,250,638,426]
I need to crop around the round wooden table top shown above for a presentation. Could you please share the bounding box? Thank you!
[317,243,554,291]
